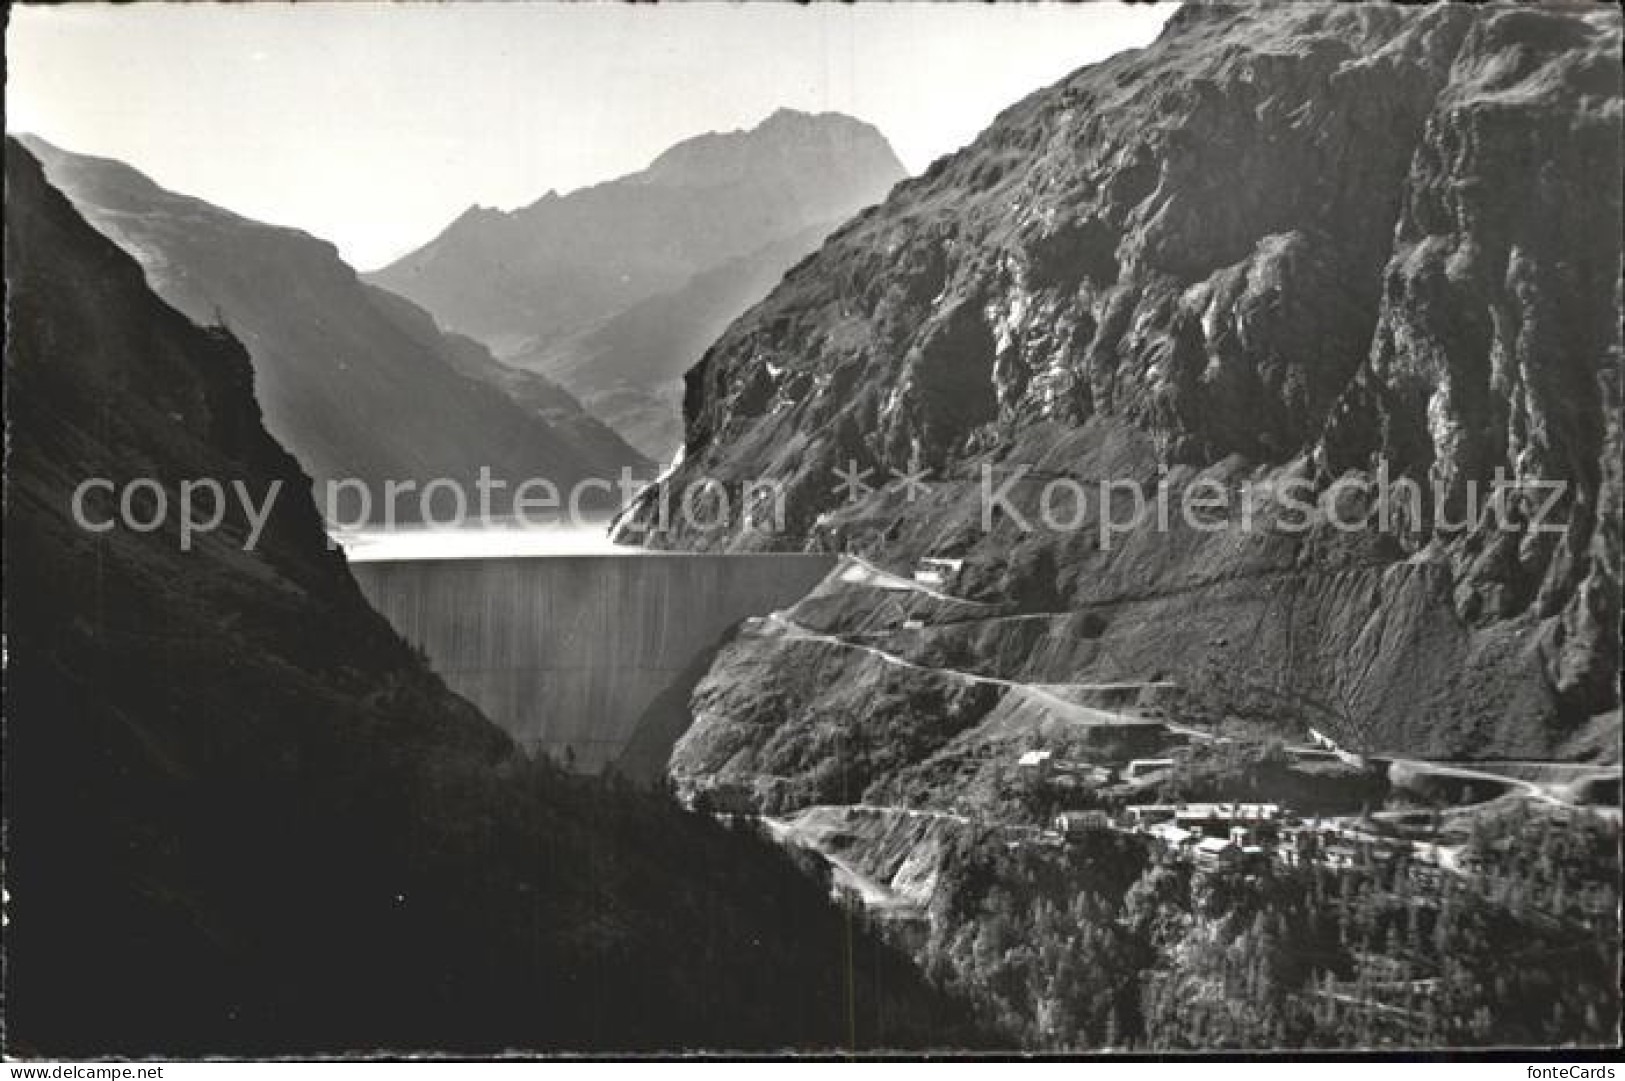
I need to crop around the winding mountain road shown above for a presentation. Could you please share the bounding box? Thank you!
[747,609,1208,739]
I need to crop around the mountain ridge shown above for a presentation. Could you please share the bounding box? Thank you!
[366,109,908,453]
[20,133,650,522]
[621,1,1622,759]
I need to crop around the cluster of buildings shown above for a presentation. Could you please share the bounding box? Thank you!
[1048,796,1448,876]
[1048,801,1283,866]
[1017,749,1116,790]
[1122,802,1282,866]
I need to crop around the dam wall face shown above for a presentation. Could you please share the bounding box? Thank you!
[350,555,834,770]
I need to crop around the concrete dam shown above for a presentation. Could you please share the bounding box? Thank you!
[350,554,835,772]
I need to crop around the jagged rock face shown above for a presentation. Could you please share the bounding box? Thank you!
[22,136,648,521]
[627,3,1622,756]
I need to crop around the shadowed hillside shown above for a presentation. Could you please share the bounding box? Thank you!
[2,139,984,1057]
[21,135,649,523]
[513,219,847,461]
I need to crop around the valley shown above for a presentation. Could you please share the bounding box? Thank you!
[370,109,908,463]
[22,136,649,521]
[6,0,1620,1058]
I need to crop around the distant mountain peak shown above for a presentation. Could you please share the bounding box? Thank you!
[368,107,907,361]
[640,107,896,187]
[760,106,873,129]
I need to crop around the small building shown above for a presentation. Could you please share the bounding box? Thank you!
[1017,749,1054,781]
[1124,758,1177,780]
[1174,802,1281,838]
[1054,810,1111,837]
[1193,836,1240,868]
[1148,822,1195,848]
[914,557,964,588]
[1066,764,1117,787]
[1125,804,1179,827]
[1308,727,1340,752]
[1308,727,1367,767]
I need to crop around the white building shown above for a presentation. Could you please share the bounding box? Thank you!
[913,557,964,588]
[1193,837,1240,867]
[1174,803,1281,830]
[1123,758,1176,780]
[1017,749,1054,781]
[1054,810,1111,836]
[1148,822,1195,848]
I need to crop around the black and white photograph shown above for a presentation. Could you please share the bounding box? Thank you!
[3,0,1621,1065]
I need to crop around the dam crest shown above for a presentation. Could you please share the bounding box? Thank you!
[351,553,835,772]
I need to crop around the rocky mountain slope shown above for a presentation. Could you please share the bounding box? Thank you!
[622,2,1622,761]
[2,140,980,1055]
[514,219,844,461]
[21,135,648,522]
[371,109,904,350]
[369,109,906,459]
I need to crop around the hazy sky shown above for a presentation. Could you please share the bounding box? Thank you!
[8,2,1174,269]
